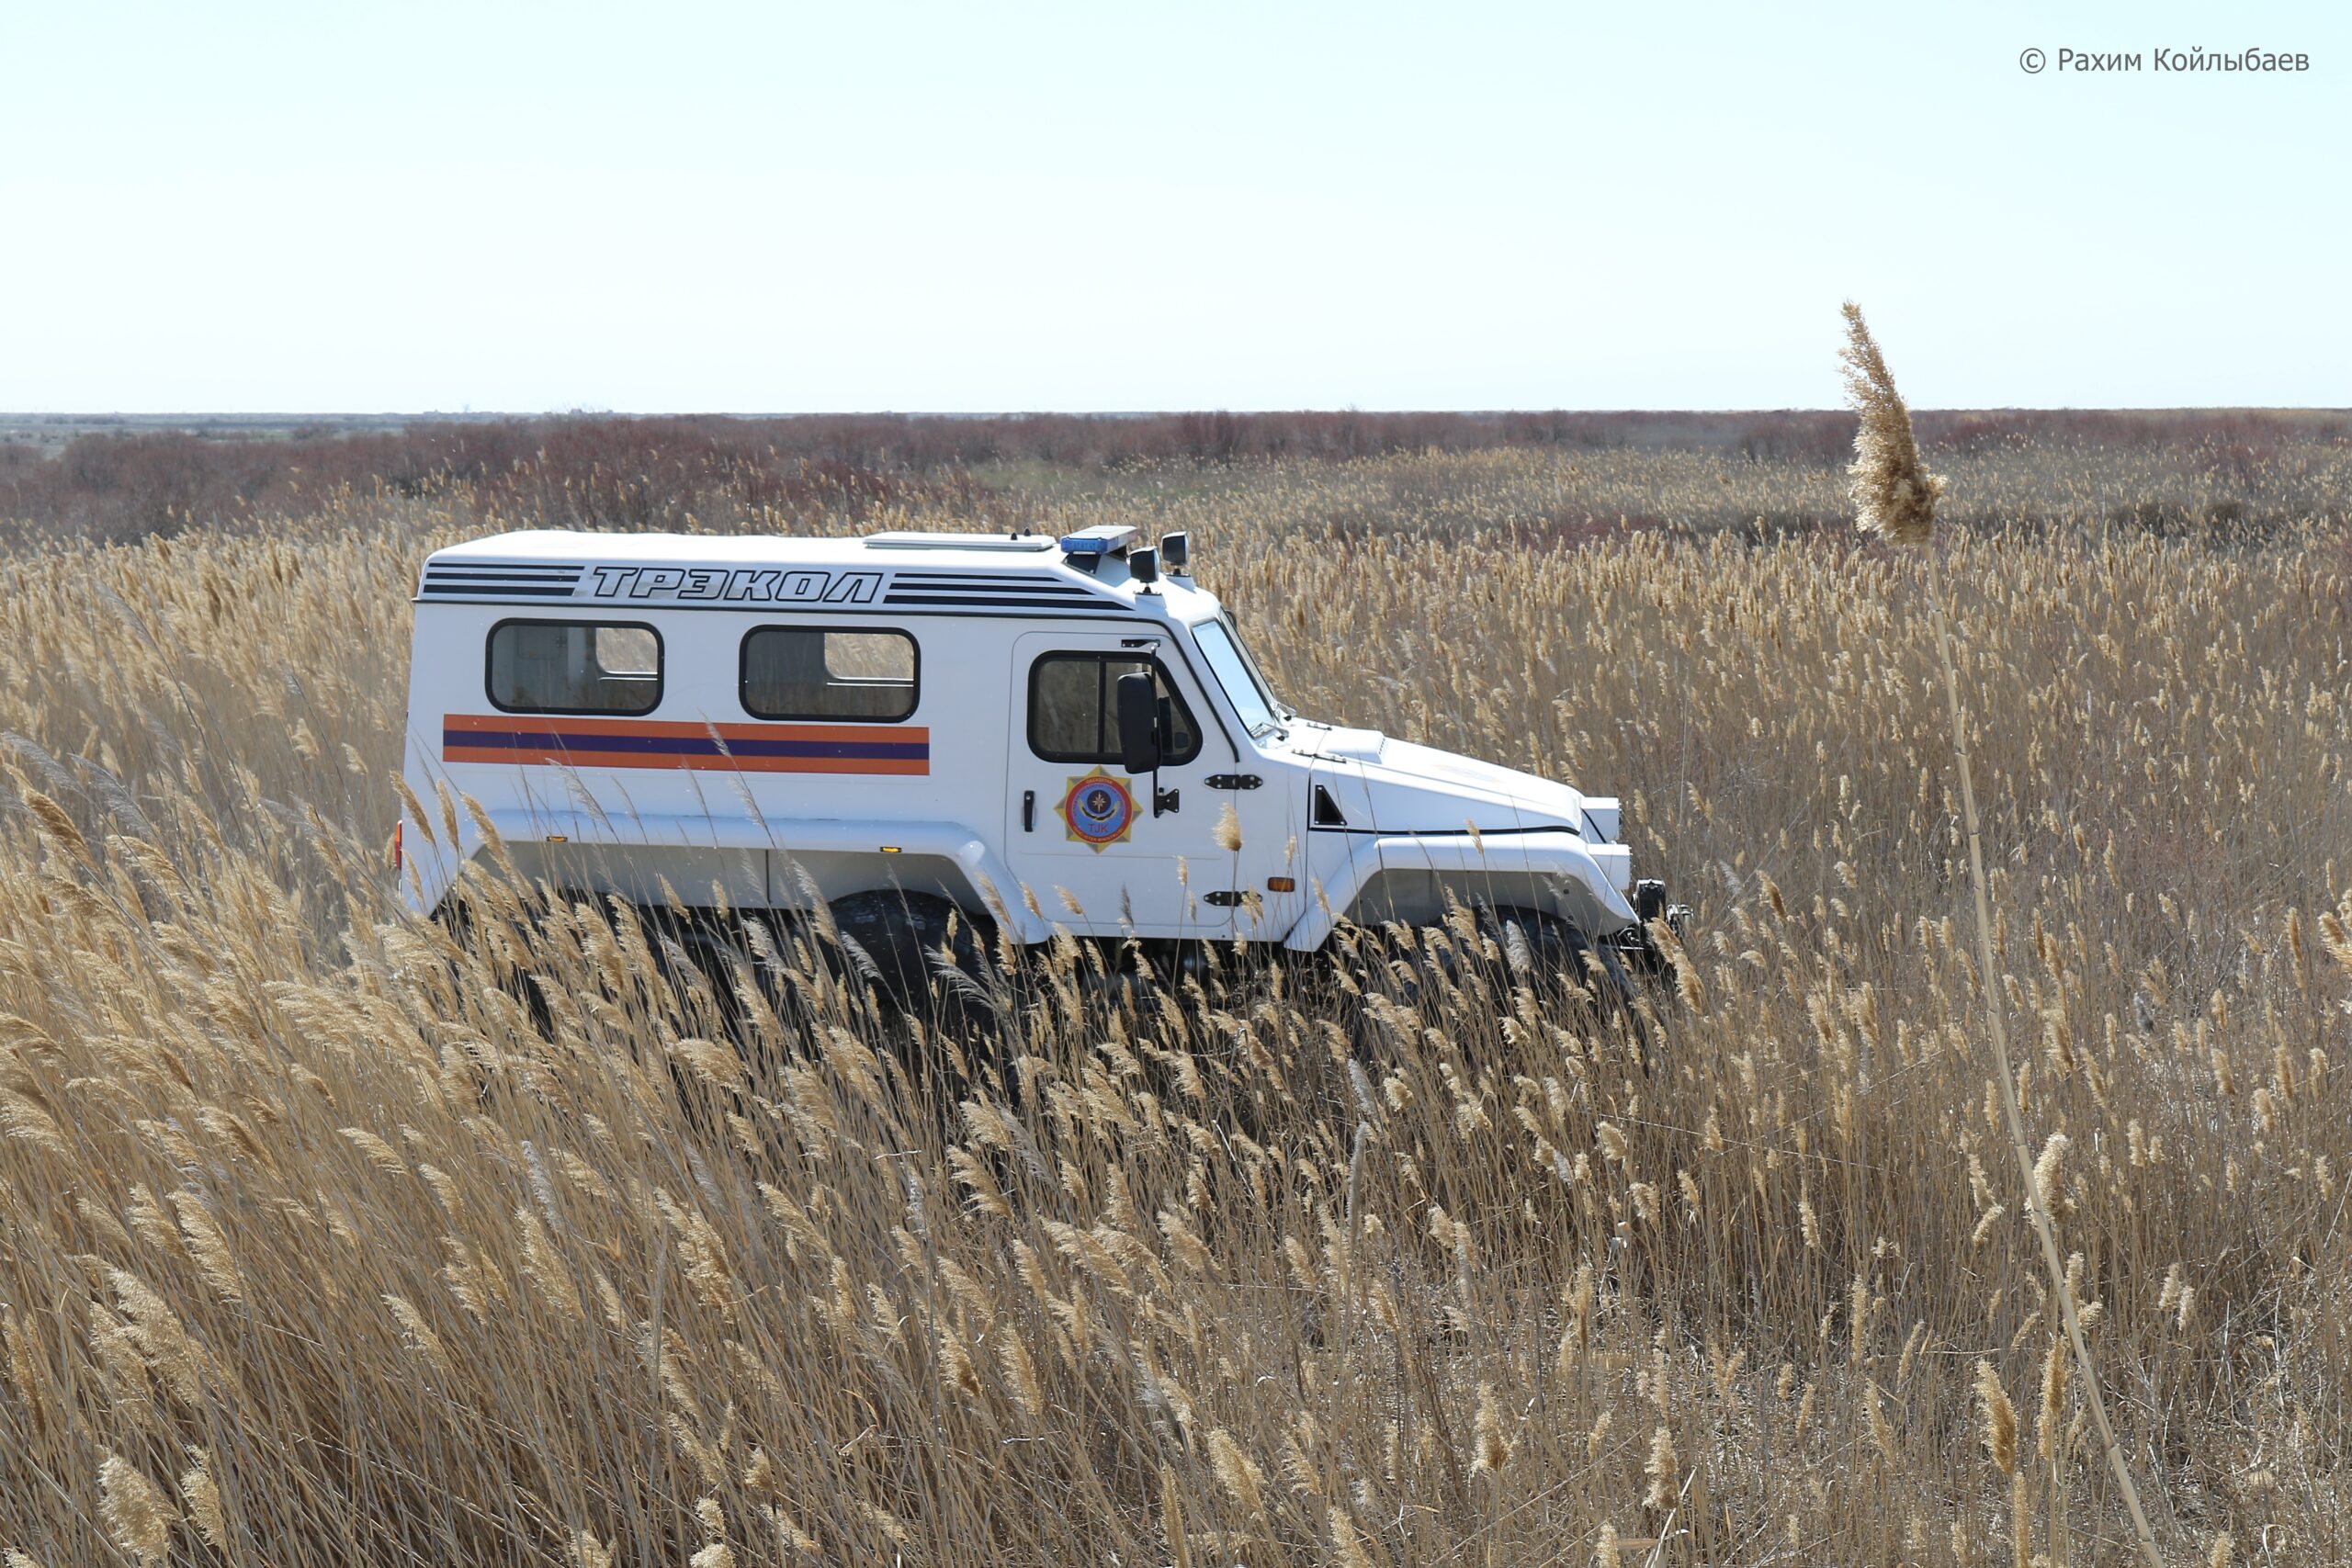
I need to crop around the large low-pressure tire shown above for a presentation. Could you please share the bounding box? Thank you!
[824,889,998,1037]
[1482,904,1634,1011]
[1328,902,1634,1064]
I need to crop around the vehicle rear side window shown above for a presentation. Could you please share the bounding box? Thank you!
[741,627,919,721]
[486,620,662,715]
[1027,653,1200,764]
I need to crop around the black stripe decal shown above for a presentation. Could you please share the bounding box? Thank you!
[889,582,1095,594]
[888,583,1098,597]
[422,585,581,598]
[891,574,1071,585]
[888,572,1088,583]
[410,599,1134,623]
[1306,824,1584,839]
[884,593,1126,611]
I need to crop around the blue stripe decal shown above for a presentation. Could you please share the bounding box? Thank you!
[446,728,928,761]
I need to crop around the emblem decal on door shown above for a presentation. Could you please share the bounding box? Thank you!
[1057,769,1136,851]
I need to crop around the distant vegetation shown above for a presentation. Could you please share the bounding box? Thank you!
[4,408,2348,542]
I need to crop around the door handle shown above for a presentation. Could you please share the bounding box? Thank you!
[1023,790,1035,831]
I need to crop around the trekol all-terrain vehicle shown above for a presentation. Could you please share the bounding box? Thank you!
[395,524,1685,993]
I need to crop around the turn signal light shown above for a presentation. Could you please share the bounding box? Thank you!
[1266,876,1295,893]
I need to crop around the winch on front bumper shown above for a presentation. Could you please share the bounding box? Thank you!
[1611,878,1695,976]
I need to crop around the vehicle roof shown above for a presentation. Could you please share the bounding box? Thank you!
[419,527,1215,614]
[431,528,1064,569]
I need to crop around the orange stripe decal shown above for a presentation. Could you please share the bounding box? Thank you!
[442,714,930,775]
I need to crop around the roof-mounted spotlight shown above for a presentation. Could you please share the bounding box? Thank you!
[1057,524,1138,572]
[1129,547,1159,592]
[1159,531,1189,576]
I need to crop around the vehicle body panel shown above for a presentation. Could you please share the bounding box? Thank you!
[398,528,1647,948]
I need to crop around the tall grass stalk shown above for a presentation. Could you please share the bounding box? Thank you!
[1844,300,2165,1568]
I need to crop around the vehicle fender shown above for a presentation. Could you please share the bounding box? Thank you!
[1284,829,1637,952]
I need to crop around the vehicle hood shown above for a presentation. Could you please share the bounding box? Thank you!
[1303,728,1604,838]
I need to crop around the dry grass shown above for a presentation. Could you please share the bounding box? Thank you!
[2,451,2348,1564]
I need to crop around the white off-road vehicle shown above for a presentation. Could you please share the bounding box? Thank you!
[396,525,1683,992]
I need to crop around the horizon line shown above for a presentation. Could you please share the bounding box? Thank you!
[7,405,2352,423]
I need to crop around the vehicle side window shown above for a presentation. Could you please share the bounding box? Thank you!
[1027,653,1200,764]
[487,620,662,715]
[741,627,918,721]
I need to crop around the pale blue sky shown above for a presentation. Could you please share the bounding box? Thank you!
[2,1,2344,412]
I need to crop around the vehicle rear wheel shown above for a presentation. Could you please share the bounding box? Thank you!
[825,889,1002,1050]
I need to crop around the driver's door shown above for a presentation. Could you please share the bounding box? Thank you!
[1003,631,1232,939]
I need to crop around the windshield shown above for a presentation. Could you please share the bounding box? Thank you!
[1193,617,1283,738]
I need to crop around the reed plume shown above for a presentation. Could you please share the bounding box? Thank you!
[97,1455,174,1565]
[1839,303,1944,545]
[1473,1382,1510,1474]
[1975,1359,2018,1474]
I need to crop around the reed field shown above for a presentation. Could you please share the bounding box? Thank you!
[3,432,2351,1564]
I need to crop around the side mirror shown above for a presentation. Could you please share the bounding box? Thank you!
[1114,671,1161,774]
[1159,532,1189,574]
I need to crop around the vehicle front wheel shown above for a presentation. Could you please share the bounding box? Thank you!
[1483,904,1634,1012]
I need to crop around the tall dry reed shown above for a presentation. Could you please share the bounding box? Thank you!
[1844,299,2162,1568]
